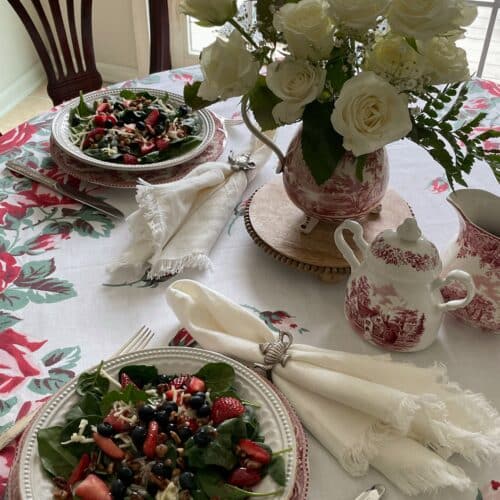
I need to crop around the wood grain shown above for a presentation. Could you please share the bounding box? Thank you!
[244,179,413,282]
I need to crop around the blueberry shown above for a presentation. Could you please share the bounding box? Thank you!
[131,425,147,447]
[97,422,114,437]
[117,465,134,484]
[196,404,211,418]
[151,461,172,478]
[157,373,173,384]
[177,426,192,442]
[179,471,196,490]
[155,409,170,426]
[136,121,146,131]
[110,478,126,499]
[138,404,155,422]
[189,392,205,410]
[193,426,213,447]
[113,102,124,111]
[162,402,178,415]
[104,119,114,129]
[147,482,159,495]
[154,124,165,135]
[116,120,124,127]
[178,104,190,117]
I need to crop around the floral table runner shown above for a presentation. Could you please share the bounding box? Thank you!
[0,68,499,499]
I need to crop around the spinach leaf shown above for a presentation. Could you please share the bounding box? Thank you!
[268,455,286,487]
[100,383,149,414]
[138,136,202,164]
[216,417,247,448]
[37,426,78,478]
[185,437,237,470]
[120,89,138,100]
[196,362,235,396]
[197,469,282,499]
[191,490,210,500]
[76,362,109,399]
[79,392,102,416]
[242,406,260,441]
[137,91,156,100]
[118,364,158,387]
[75,91,94,118]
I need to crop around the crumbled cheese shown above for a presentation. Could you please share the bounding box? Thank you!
[155,482,179,500]
[61,418,95,445]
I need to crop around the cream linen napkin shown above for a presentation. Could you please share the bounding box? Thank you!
[166,279,500,496]
[109,128,276,279]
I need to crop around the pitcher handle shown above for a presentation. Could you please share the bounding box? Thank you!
[334,220,369,271]
[431,270,475,312]
[241,95,285,173]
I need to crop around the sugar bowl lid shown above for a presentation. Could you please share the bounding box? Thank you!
[369,218,441,274]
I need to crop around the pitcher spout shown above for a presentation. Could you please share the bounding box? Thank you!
[447,189,500,238]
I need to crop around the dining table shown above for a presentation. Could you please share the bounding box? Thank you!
[0,66,499,500]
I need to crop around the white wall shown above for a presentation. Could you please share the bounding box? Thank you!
[0,2,46,116]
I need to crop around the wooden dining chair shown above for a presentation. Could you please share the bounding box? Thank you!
[7,0,102,106]
[148,0,172,74]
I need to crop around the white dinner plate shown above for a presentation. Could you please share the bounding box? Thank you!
[9,347,298,499]
[51,88,216,172]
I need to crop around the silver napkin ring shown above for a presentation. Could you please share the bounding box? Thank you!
[228,151,256,171]
[254,331,293,372]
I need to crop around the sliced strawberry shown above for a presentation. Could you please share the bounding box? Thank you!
[187,376,206,394]
[68,453,90,486]
[165,388,183,405]
[96,102,110,113]
[155,138,170,151]
[211,397,245,426]
[123,153,138,164]
[74,473,111,500]
[120,372,137,389]
[171,375,190,389]
[140,142,156,155]
[227,467,261,487]
[184,417,199,433]
[145,108,160,127]
[104,411,131,433]
[93,114,108,127]
[82,127,106,148]
[238,439,271,464]
[143,420,159,459]
[92,432,125,460]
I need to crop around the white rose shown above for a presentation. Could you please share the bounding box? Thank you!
[180,0,237,26]
[387,0,463,39]
[198,31,260,101]
[364,35,424,87]
[266,59,326,124]
[421,37,470,84]
[273,0,334,60]
[331,71,412,156]
[456,0,478,27]
[327,0,390,30]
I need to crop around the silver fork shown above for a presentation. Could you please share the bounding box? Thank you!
[0,325,155,452]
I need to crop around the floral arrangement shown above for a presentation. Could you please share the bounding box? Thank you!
[180,0,499,186]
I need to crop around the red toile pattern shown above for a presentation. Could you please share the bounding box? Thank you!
[456,218,500,269]
[283,133,389,221]
[370,235,439,272]
[346,276,426,351]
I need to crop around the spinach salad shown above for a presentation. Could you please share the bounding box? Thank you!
[37,361,288,499]
[68,90,202,165]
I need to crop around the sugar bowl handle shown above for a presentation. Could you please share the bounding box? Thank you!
[334,220,369,271]
[431,270,475,312]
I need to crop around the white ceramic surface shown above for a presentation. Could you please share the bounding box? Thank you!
[51,88,216,172]
[11,348,297,499]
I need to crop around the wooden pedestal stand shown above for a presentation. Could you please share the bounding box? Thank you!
[244,179,413,282]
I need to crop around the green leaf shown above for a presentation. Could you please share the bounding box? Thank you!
[242,406,261,441]
[325,53,352,94]
[138,136,202,164]
[76,362,109,399]
[185,436,237,470]
[75,92,94,118]
[78,393,102,416]
[216,417,247,448]
[302,100,344,185]
[60,415,101,458]
[0,289,30,311]
[0,311,21,330]
[404,37,420,53]
[247,76,280,132]
[28,368,74,395]
[196,362,235,395]
[268,455,286,486]
[37,426,78,477]
[100,384,149,414]
[25,278,77,304]
[0,397,17,418]
[119,89,138,100]
[72,207,115,238]
[15,259,55,285]
[476,490,483,500]
[118,364,158,388]
[184,81,215,111]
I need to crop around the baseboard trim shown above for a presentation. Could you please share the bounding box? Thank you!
[0,62,46,117]
[97,63,139,83]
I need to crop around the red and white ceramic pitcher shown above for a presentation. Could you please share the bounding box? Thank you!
[441,189,500,332]
[335,218,475,352]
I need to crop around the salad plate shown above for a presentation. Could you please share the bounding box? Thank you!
[51,88,216,172]
[8,347,303,499]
